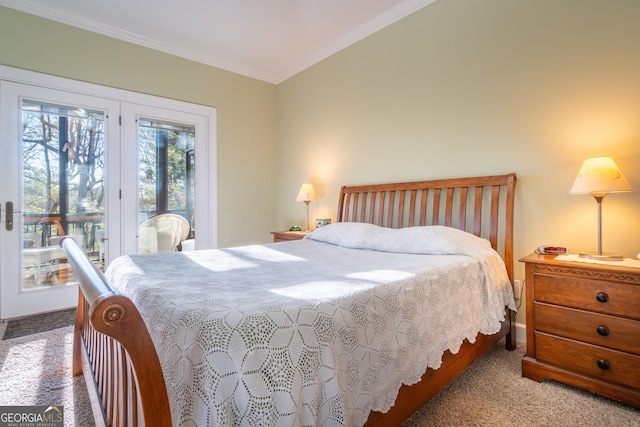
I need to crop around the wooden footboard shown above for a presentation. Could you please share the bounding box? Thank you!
[61,236,171,427]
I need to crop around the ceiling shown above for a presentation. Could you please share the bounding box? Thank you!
[1,0,436,84]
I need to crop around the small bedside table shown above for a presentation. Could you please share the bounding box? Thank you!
[271,230,309,243]
[520,253,640,407]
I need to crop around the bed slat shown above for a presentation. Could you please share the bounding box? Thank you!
[419,190,427,226]
[444,187,454,227]
[473,186,483,236]
[490,184,500,249]
[408,190,417,226]
[458,187,468,231]
[432,188,441,225]
[377,192,385,226]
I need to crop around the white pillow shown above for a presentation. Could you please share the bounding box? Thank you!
[305,222,492,255]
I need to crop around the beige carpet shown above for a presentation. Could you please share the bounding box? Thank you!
[402,340,640,427]
[0,321,94,426]
[0,321,638,426]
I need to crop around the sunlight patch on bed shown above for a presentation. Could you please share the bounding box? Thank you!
[270,281,372,299]
[184,253,259,271]
[227,245,307,263]
[270,270,413,300]
[180,245,307,273]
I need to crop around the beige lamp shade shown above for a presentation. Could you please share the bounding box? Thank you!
[296,184,317,202]
[570,157,632,197]
[570,156,631,260]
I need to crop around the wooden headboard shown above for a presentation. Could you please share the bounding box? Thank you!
[337,173,517,282]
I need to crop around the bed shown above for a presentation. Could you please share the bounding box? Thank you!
[62,173,517,427]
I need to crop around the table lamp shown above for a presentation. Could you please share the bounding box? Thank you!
[296,184,317,232]
[570,157,632,260]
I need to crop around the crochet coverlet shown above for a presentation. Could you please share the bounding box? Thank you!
[106,224,515,426]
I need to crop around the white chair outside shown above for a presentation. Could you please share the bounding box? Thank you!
[139,214,190,253]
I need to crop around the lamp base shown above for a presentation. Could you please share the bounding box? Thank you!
[578,252,624,261]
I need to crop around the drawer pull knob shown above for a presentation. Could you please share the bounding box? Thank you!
[597,359,611,370]
[595,292,609,303]
[596,326,609,336]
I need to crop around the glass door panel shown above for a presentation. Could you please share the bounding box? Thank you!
[134,117,196,254]
[21,100,106,289]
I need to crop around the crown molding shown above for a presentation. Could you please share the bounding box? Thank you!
[1,0,437,84]
[274,0,437,83]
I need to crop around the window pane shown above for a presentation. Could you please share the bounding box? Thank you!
[22,99,106,289]
[138,118,195,253]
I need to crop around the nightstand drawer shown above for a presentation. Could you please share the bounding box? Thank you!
[535,303,640,355]
[535,332,640,390]
[535,274,640,319]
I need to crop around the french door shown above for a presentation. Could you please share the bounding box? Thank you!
[121,103,210,256]
[0,70,216,319]
[0,81,121,319]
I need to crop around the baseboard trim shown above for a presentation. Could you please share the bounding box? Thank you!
[515,322,526,345]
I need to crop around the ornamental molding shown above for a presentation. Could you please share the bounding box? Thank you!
[533,264,640,284]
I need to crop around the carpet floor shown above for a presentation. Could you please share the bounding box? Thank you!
[0,320,638,426]
[0,320,94,426]
[402,341,640,426]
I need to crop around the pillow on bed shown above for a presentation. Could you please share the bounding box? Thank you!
[305,221,492,256]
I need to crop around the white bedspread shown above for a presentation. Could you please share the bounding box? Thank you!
[106,224,515,427]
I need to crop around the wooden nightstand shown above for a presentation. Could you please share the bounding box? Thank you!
[271,230,309,242]
[520,253,640,407]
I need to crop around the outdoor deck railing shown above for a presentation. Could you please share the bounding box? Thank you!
[23,213,104,258]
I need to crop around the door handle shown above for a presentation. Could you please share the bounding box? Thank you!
[6,201,13,231]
